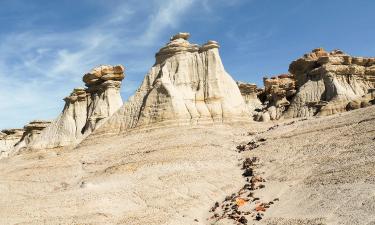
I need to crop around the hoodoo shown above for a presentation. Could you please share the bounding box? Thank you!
[94,32,250,134]
[286,48,375,117]
[25,65,125,150]
[0,129,24,159]
[253,48,375,120]
[5,38,375,154]
[262,74,296,120]
[13,120,51,151]
[236,81,263,116]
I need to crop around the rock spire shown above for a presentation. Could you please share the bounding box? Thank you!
[93,32,250,135]
[25,65,125,149]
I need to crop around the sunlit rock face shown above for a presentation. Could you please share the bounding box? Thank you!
[13,120,51,151]
[27,65,125,149]
[285,48,375,118]
[0,129,24,159]
[262,74,296,120]
[236,81,263,116]
[95,32,250,135]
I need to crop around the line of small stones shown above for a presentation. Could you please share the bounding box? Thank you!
[207,139,278,224]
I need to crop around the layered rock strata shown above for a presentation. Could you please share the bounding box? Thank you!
[13,120,51,151]
[0,129,24,159]
[94,33,250,135]
[285,48,375,118]
[262,74,296,120]
[236,81,263,116]
[26,65,125,149]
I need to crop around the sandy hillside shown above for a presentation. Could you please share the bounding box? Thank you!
[0,106,374,225]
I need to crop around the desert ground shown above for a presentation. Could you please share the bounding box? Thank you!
[0,106,374,225]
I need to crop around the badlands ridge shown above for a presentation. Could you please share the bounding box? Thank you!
[0,33,374,225]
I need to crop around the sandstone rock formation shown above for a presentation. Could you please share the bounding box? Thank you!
[0,129,24,159]
[285,48,375,118]
[13,120,51,151]
[250,74,297,121]
[236,81,263,115]
[94,33,250,135]
[26,65,125,149]
[262,74,296,120]
[253,49,375,121]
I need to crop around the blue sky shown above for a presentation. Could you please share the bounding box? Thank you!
[1,0,374,129]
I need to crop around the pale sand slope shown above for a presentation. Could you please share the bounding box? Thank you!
[244,106,375,225]
[0,122,266,225]
[0,106,374,225]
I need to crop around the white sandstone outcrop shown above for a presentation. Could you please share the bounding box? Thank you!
[13,120,51,151]
[236,81,263,116]
[285,48,375,118]
[26,65,125,149]
[0,129,24,159]
[94,32,250,135]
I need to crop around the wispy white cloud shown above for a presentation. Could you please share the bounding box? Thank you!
[0,0,200,129]
[138,0,196,45]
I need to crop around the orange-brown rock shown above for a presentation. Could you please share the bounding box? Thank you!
[286,48,375,118]
[262,74,296,120]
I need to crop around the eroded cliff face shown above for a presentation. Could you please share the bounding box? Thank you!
[236,81,263,116]
[3,37,375,154]
[94,33,250,135]
[26,65,125,150]
[252,48,375,121]
[262,74,296,120]
[285,48,375,118]
[0,129,24,159]
[13,120,51,151]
